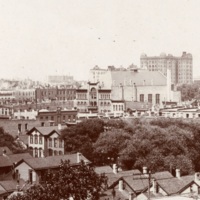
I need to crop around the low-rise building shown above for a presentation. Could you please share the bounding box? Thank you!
[26,125,65,157]
[14,153,90,184]
[37,107,77,125]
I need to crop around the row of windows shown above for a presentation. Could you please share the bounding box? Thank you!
[49,138,63,148]
[140,94,160,104]
[77,94,87,100]
[40,115,76,121]
[113,105,124,111]
[100,94,110,99]
[30,135,43,144]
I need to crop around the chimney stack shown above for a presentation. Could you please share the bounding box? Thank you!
[194,172,200,185]
[143,166,148,174]
[118,180,123,191]
[176,169,181,178]
[113,164,118,174]
[129,192,134,200]
[77,152,82,163]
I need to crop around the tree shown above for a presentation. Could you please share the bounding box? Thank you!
[9,160,107,200]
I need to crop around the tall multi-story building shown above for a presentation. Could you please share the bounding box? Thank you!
[140,52,193,85]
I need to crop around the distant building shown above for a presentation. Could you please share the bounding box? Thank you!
[48,75,74,85]
[35,86,76,102]
[26,125,65,157]
[13,89,35,103]
[140,52,193,85]
[37,107,77,125]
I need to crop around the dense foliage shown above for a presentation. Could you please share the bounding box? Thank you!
[9,160,107,200]
[61,118,200,175]
[0,127,25,153]
[177,83,200,101]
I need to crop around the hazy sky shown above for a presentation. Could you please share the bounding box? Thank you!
[0,0,200,81]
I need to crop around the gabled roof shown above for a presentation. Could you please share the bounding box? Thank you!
[152,171,174,180]
[156,176,194,195]
[0,180,18,192]
[8,153,32,164]
[27,126,62,136]
[123,175,149,193]
[0,153,32,167]
[94,166,113,174]
[16,153,90,170]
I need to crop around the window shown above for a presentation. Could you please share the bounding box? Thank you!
[30,135,33,144]
[54,138,57,148]
[148,94,152,103]
[140,94,144,102]
[49,138,52,147]
[35,135,38,144]
[156,94,160,104]
[59,139,63,148]
[35,148,38,157]
[39,136,42,144]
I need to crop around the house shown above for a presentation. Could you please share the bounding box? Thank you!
[14,152,90,184]
[0,180,24,200]
[98,165,175,200]
[26,124,66,157]
[137,169,200,200]
[0,152,32,178]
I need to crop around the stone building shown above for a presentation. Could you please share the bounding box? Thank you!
[140,52,193,85]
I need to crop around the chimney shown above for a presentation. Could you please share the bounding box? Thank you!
[58,124,62,131]
[143,166,148,174]
[176,169,181,178]
[113,164,118,174]
[129,192,134,200]
[194,172,200,185]
[118,179,123,191]
[77,152,82,163]
[2,149,6,156]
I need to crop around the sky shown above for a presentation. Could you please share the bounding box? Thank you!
[0,0,200,81]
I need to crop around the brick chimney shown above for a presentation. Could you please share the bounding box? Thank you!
[113,164,118,174]
[176,169,181,178]
[118,179,123,191]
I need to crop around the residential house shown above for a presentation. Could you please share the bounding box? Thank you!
[14,153,90,184]
[26,125,65,157]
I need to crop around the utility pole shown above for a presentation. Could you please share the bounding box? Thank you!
[148,170,151,200]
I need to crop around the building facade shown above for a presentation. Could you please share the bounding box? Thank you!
[37,107,77,125]
[140,52,193,85]
[26,126,65,157]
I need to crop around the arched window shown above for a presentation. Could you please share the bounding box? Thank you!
[49,138,52,147]
[35,148,38,157]
[35,135,38,144]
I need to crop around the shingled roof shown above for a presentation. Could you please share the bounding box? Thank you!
[17,153,90,170]
[0,153,32,167]
[26,126,64,136]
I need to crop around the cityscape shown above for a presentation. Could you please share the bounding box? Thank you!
[1,0,200,200]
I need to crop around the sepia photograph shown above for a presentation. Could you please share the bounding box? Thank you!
[0,0,200,199]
